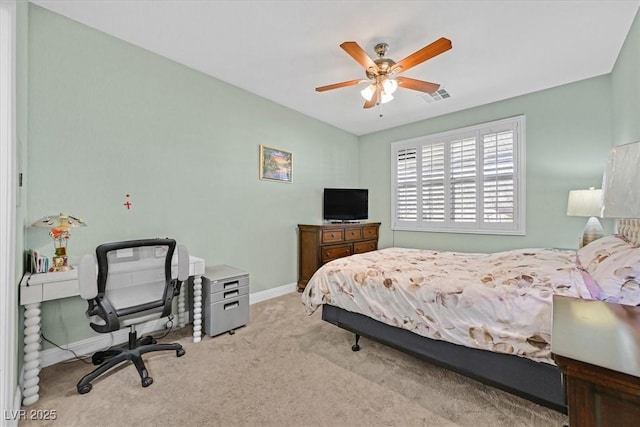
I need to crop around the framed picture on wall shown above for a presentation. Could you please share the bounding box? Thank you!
[259,145,292,183]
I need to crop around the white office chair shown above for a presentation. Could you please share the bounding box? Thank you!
[76,238,189,394]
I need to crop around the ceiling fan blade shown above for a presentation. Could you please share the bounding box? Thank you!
[315,79,364,92]
[340,41,380,73]
[396,77,440,94]
[392,37,452,74]
[363,87,378,109]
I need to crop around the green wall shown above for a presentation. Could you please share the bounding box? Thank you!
[611,8,640,147]
[360,76,615,252]
[25,5,358,347]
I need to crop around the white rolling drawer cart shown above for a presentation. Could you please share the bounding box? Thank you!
[202,265,249,336]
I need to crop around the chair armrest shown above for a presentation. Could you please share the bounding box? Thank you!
[78,254,98,300]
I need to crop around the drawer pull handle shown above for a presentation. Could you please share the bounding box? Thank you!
[224,290,239,299]
[224,301,240,310]
[223,281,239,290]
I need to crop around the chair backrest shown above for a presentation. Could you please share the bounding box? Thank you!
[79,238,188,333]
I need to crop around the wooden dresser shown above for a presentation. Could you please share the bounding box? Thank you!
[552,295,640,426]
[297,222,380,292]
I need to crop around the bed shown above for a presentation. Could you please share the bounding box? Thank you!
[301,219,640,413]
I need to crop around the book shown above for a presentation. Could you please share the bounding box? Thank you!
[29,249,49,273]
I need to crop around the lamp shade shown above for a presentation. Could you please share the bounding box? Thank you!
[380,90,394,104]
[382,78,398,95]
[31,214,87,229]
[567,188,602,217]
[601,141,640,218]
[360,84,376,102]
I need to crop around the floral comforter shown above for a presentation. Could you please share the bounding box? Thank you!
[302,247,591,364]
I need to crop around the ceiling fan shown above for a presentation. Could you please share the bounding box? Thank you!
[316,37,452,109]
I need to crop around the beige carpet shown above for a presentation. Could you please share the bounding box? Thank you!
[19,292,567,427]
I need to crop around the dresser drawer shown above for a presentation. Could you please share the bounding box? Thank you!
[353,240,377,254]
[322,229,344,243]
[363,226,378,239]
[321,244,352,263]
[205,294,249,337]
[208,284,249,304]
[345,228,363,241]
[42,279,78,300]
[205,274,249,294]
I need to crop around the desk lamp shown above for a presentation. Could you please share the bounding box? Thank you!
[32,214,87,271]
[567,188,604,247]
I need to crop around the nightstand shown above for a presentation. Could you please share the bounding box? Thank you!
[552,295,640,426]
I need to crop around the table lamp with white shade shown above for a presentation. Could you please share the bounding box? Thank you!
[567,188,604,247]
[31,213,87,271]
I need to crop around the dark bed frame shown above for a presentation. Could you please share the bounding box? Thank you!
[322,304,567,413]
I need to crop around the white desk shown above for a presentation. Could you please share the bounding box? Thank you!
[19,255,205,406]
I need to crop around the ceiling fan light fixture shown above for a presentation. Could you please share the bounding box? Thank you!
[380,90,394,104]
[360,84,376,101]
[317,37,452,110]
[382,78,398,95]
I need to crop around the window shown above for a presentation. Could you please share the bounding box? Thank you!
[391,116,525,235]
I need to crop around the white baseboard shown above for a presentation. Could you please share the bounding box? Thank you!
[36,283,297,368]
[249,282,296,305]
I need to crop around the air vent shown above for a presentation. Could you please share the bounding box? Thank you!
[419,88,451,103]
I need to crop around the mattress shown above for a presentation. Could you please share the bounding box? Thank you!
[302,247,592,364]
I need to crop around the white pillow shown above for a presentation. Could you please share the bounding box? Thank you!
[589,247,640,305]
[577,235,633,276]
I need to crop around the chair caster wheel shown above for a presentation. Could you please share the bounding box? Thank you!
[77,383,92,394]
[351,344,360,352]
[140,336,155,345]
[91,352,106,365]
[177,348,186,357]
[142,377,153,387]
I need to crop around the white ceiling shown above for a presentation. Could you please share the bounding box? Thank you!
[32,0,639,136]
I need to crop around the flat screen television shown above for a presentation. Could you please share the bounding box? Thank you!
[323,188,368,222]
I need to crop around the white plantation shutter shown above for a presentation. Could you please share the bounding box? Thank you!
[449,137,477,223]
[392,116,525,235]
[421,143,445,222]
[396,148,418,221]
[482,130,515,223]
